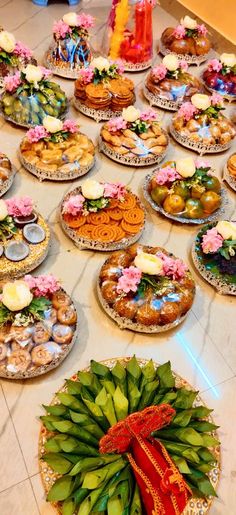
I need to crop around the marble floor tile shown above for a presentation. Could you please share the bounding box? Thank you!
[0,479,39,515]
[31,473,57,515]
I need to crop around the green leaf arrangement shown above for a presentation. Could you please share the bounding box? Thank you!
[0,215,17,242]
[93,65,120,85]
[40,357,219,514]
[0,50,19,66]
[0,296,51,325]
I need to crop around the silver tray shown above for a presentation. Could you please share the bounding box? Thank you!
[73,98,123,123]
[19,151,95,182]
[204,82,236,103]
[143,84,180,111]
[45,53,84,80]
[122,58,153,72]
[223,161,236,192]
[170,124,234,155]
[159,41,211,65]
[0,100,69,129]
[0,165,16,197]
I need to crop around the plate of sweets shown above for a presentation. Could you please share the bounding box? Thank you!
[74,57,135,122]
[0,274,78,379]
[203,53,236,101]
[39,356,220,515]
[160,15,211,65]
[0,196,50,281]
[99,107,169,166]
[193,220,236,295]
[170,93,236,154]
[45,12,95,79]
[19,116,95,182]
[144,157,229,224]
[223,153,236,191]
[1,65,68,128]
[0,30,36,87]
[0,152,16,197]
[98,244,195,332]
[144,54,203,111]
[60,179,145,251]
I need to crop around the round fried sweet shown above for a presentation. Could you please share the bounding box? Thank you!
[136,303,161,326]
[123,208,145,225]
[52,291,71,310]
[160,302,180,325]
[85,83,110,99]
[109,251,132,267]
[121,219,142,234]
[91,224,119,242]
[100,280,118,303]
[100,262,123,281]
[63,214,86,229]
[87,212,110,225]
[118,194,137,210]
[114,296,137,319]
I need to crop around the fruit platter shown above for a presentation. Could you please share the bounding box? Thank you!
[192,220,236,295]
[0,274,78,379]
[203,53,236,101]
[223,153,236,192]
[0,152,16,197]
[1,64,68,127]
[19,116,95,182]
[143,157,229,224]
[39,356,220,515]
[98,244,195,332]
[99,107,169,166]
[60,180,145,251]
[0,29,35,87]
[0,196,50,280]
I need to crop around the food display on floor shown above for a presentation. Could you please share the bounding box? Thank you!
[39,356,220,515]
[45,12,95,79]
[144,54,203,110]
[160,15,211,64]
[0,152,16,196]
[1,64,68,127]
[99,106,169,166]
[144,157,228,224]
[0,197,50,280]
[0,275,78,379]
[19,116,95,181]
[60,180,145,251]
[223,153,236,191]
[0,29,35,86]
[203,53,236,100]
[74,57,135,122]
[193,220,236,295]
[98,244,195,332]
[170,93,235,153]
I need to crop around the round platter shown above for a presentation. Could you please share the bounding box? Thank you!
[159,41,211,66]
[143,84,180,111]
[99,133,168,167]
[73,98,122,123]
[19,151,95,182]
[45,51,85,80]
[0,100,69,129]
[204,82,236,103]
[39,357,220,515]
[170,125,233,155]
[0,165,16,197]
[223,161,236,192]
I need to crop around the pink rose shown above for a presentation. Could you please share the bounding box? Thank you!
[33,274,60,297]
[211,92,224,106]
[197,24,208,37]
[117,266,142,294]
[157,252,188,280]
[77,13,95,29]
[79,67,94,84]
[201,227,223,254]
[179,60,188,72]
[155,165,181,186]
[103,182,126,200]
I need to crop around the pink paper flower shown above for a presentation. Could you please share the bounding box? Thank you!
[211,92,223,106]
[4,71,21,92]
[155,165,181,186]
[6,196,34,217]
[157,252,188,280]
[14,41,33,59]
[117,266,142,294]
[79,67,94,84]
[111,59,125,74]
[197,24,208,37]
[207,59,222,73]
[53,20,71,39]
[140,108,158,121]
[107,117,127,132]
[63,119,78,133]
[104,182,126,200]
[77,13,95,29]
[27,125,49,143]
[63,194,85,216]
[201,227,223,254]
[24,275,37,290]
[152,64,167,81]
[173,24,186,39]
[40,66,51,80]
[179,60,188,72]
[195,158,210,169]
[178,101,198,121]
[31,274,60,297]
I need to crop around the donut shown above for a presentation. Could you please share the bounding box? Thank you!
[52,324,73,344]
[57,306,77,325]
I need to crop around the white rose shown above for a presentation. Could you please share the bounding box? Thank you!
[122,106,140,123]
[2,281,33,312]
[23,64,43,84]
[134,252,163,275]
[81,179,104,200]
[90,57,110,71]
[0,31,15,53]
[176,157,196,178]
[62,12,78,27]
[43,116,63,133]
[216,221,236,240]
[220,53,236,68]
[162,54,179,71]
[191,93,211,111]
[0,199,8,221]
[180,15,197,30]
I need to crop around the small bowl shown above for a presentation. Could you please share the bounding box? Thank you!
[23,223,46,244]
[4,241,29,261]
[14,212,38,227]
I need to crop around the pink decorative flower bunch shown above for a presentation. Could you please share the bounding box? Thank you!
[63,194,85,216]
[27,125,49,143]
[107,117,127,132]
[211,92,223,107]
[155,165,181,186]
[53,20,72,39]
[62,119,78,133]
[152,63,167,81]
[4,71,21,92]
[157,252,188,280]
[207,59,222,73]
[140,108,158,121]
[111,59,125,74]
[6,196,34,217]
[103,182,126,200]
[39,66,52,79]
[24,274,60,297]
[197,24,208,37]
[179,60,188,71]
[77,13,95,29]
[173,24,186,39]
[195,158,210,169]
[178,101,198,121]
[14,41,33,59]
[79,67,94,84]
[117,266,142,294]
[201,227,223,254]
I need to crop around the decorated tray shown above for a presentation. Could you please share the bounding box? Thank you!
[60,181,145,251]
[143,157,229,224]
[170,93,235,155]
[44,12,94,79]
[98,244,195,332]
[39,356,220,515]
[223,153,236,192]
[99,107,168,167]
[192,220,236,295]
[144,54,203,111]
[0,197,50,280]
[0,30,35,87]
[203,53,236,101]
[0,152,16,197]
[0,275,78,379]
[19,117,95,182]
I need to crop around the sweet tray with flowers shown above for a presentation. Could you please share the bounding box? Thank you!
[1,65,68,128]
[19,116,95,182]
[0,29,35,87]
[99,107,169,167]
[0,196,50,280]
[170,93,236,154]
[192,220,236,295]
[144,54,203,111]
[60,180,145,251]
[0,152,16,197]
[98,244,195,333]
[0,274,78,379]
[160,15,211,65]
[203,54,236,101]
[143,157,229,224]
[74,57,135,122]
[223,153,236,192]
[45,12,95,79]
[39,356,220,515]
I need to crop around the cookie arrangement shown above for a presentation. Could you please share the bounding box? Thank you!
[223,153,236,191]
[0,152,16,196]
[0,29,35,86]
[203,53,236,100]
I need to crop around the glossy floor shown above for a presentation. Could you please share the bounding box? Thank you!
[0,1,235,514]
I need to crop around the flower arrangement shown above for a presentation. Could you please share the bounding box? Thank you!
[63,180,127,216]
[207,54,236,76]
[0,197,34,241]
[173,16,208,39]
[26,117,78,144]
[152,54,188,81]
[53,12,95,40]
[178,93,224,122]
[201,221,236,258]
[107,107,158,134]
[3,64,51,93]
[78,57,124,85]
[154,158,211,186]
[0,30,33,66]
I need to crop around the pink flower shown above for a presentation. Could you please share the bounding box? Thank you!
[179,60,188,72]
[104,182,126,200]
[63,119,78,133]
[197,24,208,37]
[40,66,51,80]
[77,13,95,29]
[14,41,33,59]
[211,92,223,106]
[178,101,198,121]
[201,227,223,254]
[111,59,125,74]
[107,117,127,132]
[173,24,186,39]
[6,196,34,217]
[63,194,85,216]
[79,67,94,84]
[195,158,210,169]
[207,59,222,73]
[24,275,37,290]
[140,108,158,121]
[152,64,167,81]
[117,266,142,294]
[27,125,49,143]
[32,274,60,297]
[155,165,181,186]
[4,71,21,92]
[157,252,188,280]
[53,20,71,39]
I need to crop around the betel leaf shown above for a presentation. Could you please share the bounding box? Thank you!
[47,476,74,502]
[171,456,191,474]
[0,304,12,324]
[113,386,129,421]
[69,456,119,477]
[198,447,216,463]
[43,453,72,474]
[62,498,75,515]
[190,406,213,419]
[172,409,192,428]
[43,404,69,417]
[90,360,111,378]
[126,356,142,385]
[139,359,156,391]
[189,420,219,433]
[130,483,142,514]
[127,379,141,414]
[66,379,82,395]
[57,392,89,415]
[138,379,159,411]
[156,361,175,390]
[95,388,117,426]
[78,371,102,397]
[100,377,116,396]
[188,469,217,497]
[111,361,127,397]
[173,388,198,409]
[200,434,219,448]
